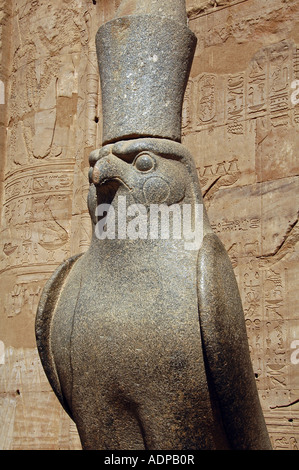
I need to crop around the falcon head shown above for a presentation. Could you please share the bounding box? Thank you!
[88,138,200,209]
[87,138,209,248]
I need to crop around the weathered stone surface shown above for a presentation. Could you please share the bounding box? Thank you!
[96,15,197,144]
[0,0,95,450]
[184,0,299,449]
[0,0,298,450]
[36,137,271,449]
[0,345,81,450]
[35,0,271,450]
[116,0,188,24]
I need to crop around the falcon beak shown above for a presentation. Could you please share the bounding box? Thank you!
[89,153,131,189]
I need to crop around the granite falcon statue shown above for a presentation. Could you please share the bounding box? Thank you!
[35,0,272,450]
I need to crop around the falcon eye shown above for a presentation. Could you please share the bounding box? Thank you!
[134,153,155,172]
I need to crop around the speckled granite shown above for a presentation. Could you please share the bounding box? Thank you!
[35,0,272,450]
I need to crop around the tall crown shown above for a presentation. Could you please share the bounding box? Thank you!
[96,0,197,145]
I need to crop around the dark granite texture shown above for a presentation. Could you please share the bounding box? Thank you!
[96,15,197,145]
[35,0,272,450]
[36,138,272,450]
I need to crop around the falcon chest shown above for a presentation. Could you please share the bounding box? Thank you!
[51,237,207,397]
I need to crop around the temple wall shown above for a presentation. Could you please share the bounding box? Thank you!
[0,0,298,450]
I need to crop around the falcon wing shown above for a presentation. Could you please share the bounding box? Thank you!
[35,254,83,420]
[197,233,271,449]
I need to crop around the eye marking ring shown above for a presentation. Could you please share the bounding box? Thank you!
[133,152,155,172]
[142,177,170,204]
